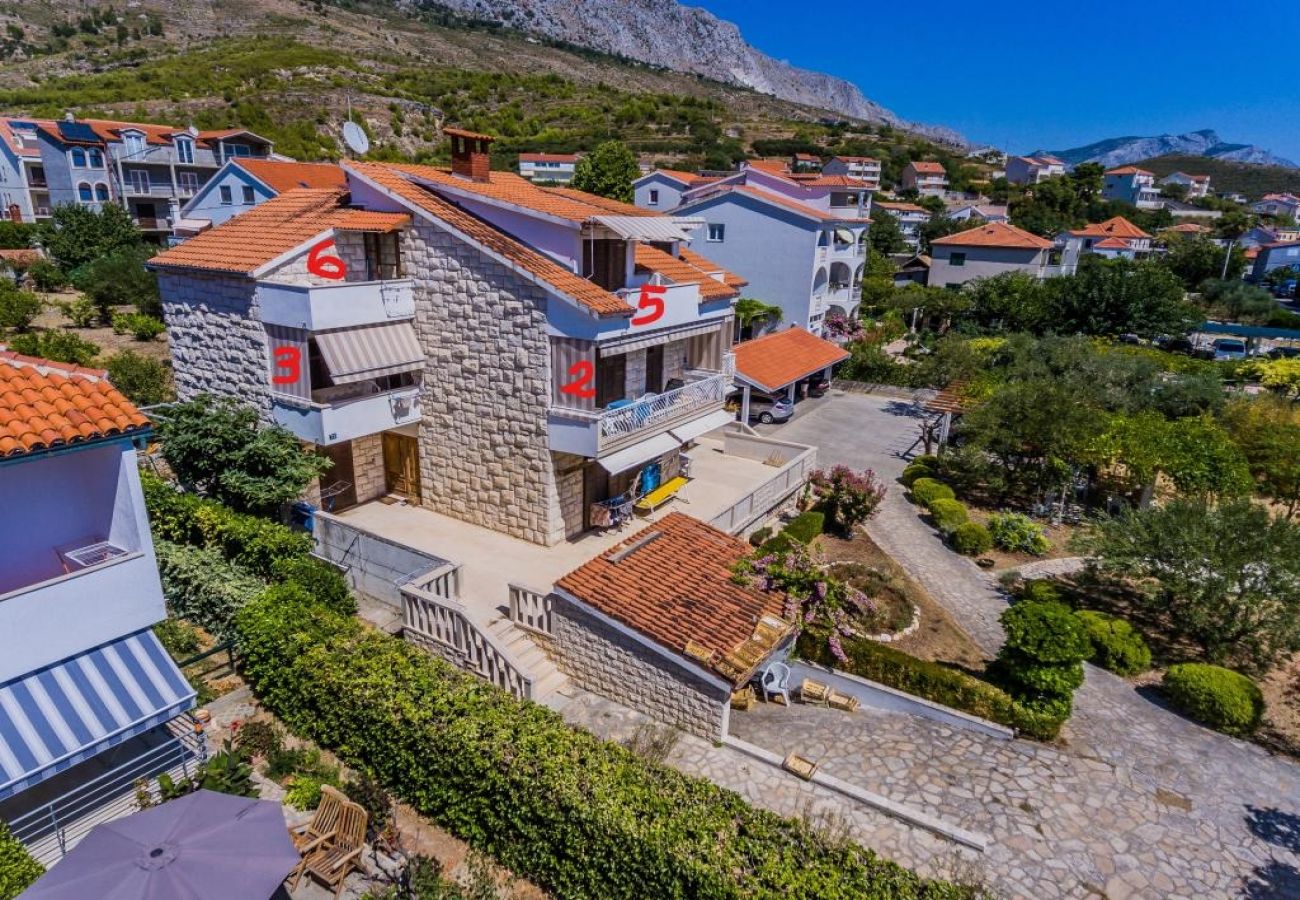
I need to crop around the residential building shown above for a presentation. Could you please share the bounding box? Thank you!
[1102,166,1162,209]
[791,153,822,173]
[0,353,200,865]
[945,202,1010,224]
[1252,193,1300,220]
[1159,171,1211,199]
[928,222,1057,287]
[900,160,948,197]
[1005,155,1065,185]
[1251,242,1300,281]
[517,153,579,184]
[176,158,345,236]
[24,116,273,237]
[1160,199,1222,220]
[874,200,931,251]
[1220,192,1249,205]
[632,168,723,210]
[1057,216,1153,272]
[0,119,51,223]
[1239,225,1300,251]
[822,155,881,189]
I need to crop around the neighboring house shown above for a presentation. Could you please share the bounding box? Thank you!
[1057,215,1153,272]
[945,202,1009,224]
[928,222,1057,287]
[632,168,721,210]
[1239,225,1300,250]
[0,119,51,223]
[176,158,345,236]
[1160,171,1211,199]
[874,200,931,251]
[517,153,579,184]
[0,352,199,866]
[1005,155,1065,185]
[732,326,849,418]
[1251,242,1300,280]
[1220,192,1249,205]
[1102,166,1161,209]
[1162,222,1213,239]
[1160,199,1222,220]
[545,511,794,740]
[791,153,822,173]
[822,155,881,189]
[1252,193,1300,220]
[900,160,948,197]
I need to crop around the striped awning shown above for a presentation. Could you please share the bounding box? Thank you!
[315,321,423,385]
[591,215,698,243]
[0,630,196,801]
[599,319,727,356]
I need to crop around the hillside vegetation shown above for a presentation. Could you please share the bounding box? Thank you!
[1136,155,1300,198]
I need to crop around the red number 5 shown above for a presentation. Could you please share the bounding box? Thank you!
[630,284,666,326]
[307,238,346,280]
[560,359,595,399]
[272,346,301,384]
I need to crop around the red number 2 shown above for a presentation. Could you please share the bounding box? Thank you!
[307,238,347,280]
[560,359,595,399]
[272,346,301,384]
[630,284,666,326]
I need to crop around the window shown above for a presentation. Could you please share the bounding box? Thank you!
[241,185,255,205]
[122,133,145,157]
[175,138,193,164]
[77,182,93,202]
[707,223,725,242]
[87,148,104,168]
[949,252,967,267]
[128,170,150,194]
[219,185,233,205]
[177,171,199,194]
[224,144,252,161]
[94,183,109,202]
[648,189,659,206]
[70,148,86,168]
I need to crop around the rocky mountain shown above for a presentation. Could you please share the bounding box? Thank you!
[406,0,964,145]
[1040,129,1296,170]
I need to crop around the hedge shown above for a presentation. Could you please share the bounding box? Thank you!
[155,539,267,637]
[1162,664,1264,737]
[909,478,953,507]
[1074,611,1151,676]
[0,823,42,900]
[900,462,933,488]
[232,592,968,899]
[783,511,825,544]
[796,632,1063,741]
[950,522,992,556]
[926,499,968,534]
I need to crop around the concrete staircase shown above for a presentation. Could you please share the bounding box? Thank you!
[481,613,572,708]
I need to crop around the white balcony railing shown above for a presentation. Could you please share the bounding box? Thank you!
[271,384,421,446]
[259,278,415,331]
[596,371,729,446]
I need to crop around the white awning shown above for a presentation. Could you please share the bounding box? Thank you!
[597,432,680,475]
[315,321,423,385]
[592,215,698,243]
[669,409,735,444]
[172,218,211,234]
[835,228,856,244]
[599,319,724,356]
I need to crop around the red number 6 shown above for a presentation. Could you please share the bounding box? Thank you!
[630,284,666,326]
[560,359,595,398]
[307,238,346,280]
[272,346,301,384]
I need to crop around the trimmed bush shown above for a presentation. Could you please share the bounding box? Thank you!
[926,498,968,534]
[1019,579,1064,605]
[1075,611,1152,676]
[758,531,796,557]
[951,522,993,556]
[900,461,934,487]
[987,512,1050,555]
[809,466,886,536]
[234,591,968,899]
[783,510,825,544]
[909,477,954,506]
[0,822,43,899]
[1162,664,1264,737]
[991,601,1090,737]
[747,526,772,547]
[270,556,353,614]
[111,311,165,341]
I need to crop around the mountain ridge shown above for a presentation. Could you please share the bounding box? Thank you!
[1038,129,1296,170]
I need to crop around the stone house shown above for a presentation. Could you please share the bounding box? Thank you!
[928,222,1058,288]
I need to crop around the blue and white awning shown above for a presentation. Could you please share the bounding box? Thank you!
[0,629,196,800]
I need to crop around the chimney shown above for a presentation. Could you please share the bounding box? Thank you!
[446,128,493,183]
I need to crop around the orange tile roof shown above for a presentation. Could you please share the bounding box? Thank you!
[443,126,496,142]
[1092,237,1131,250]
[908,161,946,174]
[0,119,45,158]
[0,249,43,267]
[196,128,270,145]
[149,189,410,275]
[797,175,867,188]
[542,187,657,217]
[1070,216,1151,240]
[1165,222,1210,233]
[519,153,578,163]
[678,246,748,287]
[0,352,150,458]
[874,201,929,213]
[555,512,791,685]
[633,245,737,301]
[685,185,860,224]
[1104,166,1154,176]
[733,327,850,392]
[931,222,1054,250]
[344,162,630,317]
[650,168,703,185]
[233,159,346,193]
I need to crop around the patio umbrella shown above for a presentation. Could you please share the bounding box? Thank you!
[21,789,300,900]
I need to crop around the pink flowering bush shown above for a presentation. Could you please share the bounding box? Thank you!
[824,311,864,341]
[810,466,887,536]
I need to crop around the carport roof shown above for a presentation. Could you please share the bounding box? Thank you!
[732,327,849,393]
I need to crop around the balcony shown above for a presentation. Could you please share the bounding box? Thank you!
[271,383,421,446]
[259,279,415,331]
[134,217,171,231]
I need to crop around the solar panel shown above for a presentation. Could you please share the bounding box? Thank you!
[57,120,100,144]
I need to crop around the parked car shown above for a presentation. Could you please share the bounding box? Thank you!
[802,375,830,398]
[1156,335,1195,355]
[1268,346,1300,359]
[731,391,794,424]
[1211,338,1247,361]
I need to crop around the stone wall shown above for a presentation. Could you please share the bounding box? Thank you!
[352,433,387,503]
[405,220,563,546]
[554,452,586,539]
[623,348,646,397]
[262,231,370,287]
[546,593,729,740]
[159,270,269,409]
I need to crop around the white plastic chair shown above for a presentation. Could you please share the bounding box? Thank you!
[758,661,792,705]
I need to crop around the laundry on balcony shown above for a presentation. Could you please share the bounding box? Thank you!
[313,321,423,384]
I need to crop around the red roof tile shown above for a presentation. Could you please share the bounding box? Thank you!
[633,245,737,301]
[908,161,946,174]
[678,246,748,287]
[683,185,860,224]
[931,222,1054,250]
[518,153,578,163]
[733,327,849,392]
[1069,216,1151,240]
[233,159,346,193]
[1104,166,1154,176]
[1092,237,1131,250]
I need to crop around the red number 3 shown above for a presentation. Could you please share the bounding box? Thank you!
[630,284,665,326]
[560,359,595,398]
[307,238,347,280]
[272,346,301,384]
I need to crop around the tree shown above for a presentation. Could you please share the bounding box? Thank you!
[0,280,43,331]
[0,220,37,250]
[72,246,160,322]
[1159,182,1190,202]
[1081,499,1300,671]
[1197,278,1275,322]
[1045,256,1197,338]
[962,271,1050,333]
[106,350,173,406]
[867,208,907,256]
[44,203,141,272]
[918,213,967,253]
[1160,236,1244,288]
[6,329,100,366]
[1222,397,1300,519]
[157,396,331,515]
[570,141,639,202]
[1099,412,1251,504]
[1247,358,1300,398]
[734,297,782,339]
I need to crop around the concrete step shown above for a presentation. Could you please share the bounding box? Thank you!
[530,668,571,703]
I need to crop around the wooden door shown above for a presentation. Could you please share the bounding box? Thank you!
[318,442,358,511]
[382,433,422,503]
[645,345,664,394]
[583,463,610,529]
[596,352,626,407]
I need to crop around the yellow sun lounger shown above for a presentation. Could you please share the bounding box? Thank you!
[634,475,690,513]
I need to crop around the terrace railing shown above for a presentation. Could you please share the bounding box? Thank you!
[508,583,552,636]
[596,371,728,447]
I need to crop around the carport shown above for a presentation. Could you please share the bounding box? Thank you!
[732,327,850,422]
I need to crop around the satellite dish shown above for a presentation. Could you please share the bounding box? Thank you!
[342,121,370,156]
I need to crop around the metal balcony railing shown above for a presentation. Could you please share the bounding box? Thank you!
[596,370,728,446]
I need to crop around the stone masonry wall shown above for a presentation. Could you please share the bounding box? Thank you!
[263,231,370,287]
[159,270,270,410]
[547,593,729,740]
[405,220,563,545]
[554,452,587,539]
[623,348,646,398]
[351,433,387,503]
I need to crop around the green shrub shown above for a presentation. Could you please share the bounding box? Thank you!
[758,531,796,556]
[233,720,283,758]
[6,329,100,366]
[951,521,993,556]
[1162,663,1264,737]
[233,591,968,898]
[912,454,940,470]
[809,466,886,535]
[909,477,954,506]
[747,526,772,547]
[900,462,933,487]
[993,600,1090,732]
[0,282,43,331]
[27,259,67,293]
[153,617,202,659]
[154,539,267,637]
[270,556,354,615]
[0,822,43,900]
[57,296,98,327]
[783,510,825,544]
[1019,579,1064,604]
[987,512,1050,555]
[106,350,172,405]
[1074,611,1152,676]
[111,311,165,341]
[926,498,968,534]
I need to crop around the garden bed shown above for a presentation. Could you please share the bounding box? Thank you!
[31,295,172,363]
[822,561,918,641]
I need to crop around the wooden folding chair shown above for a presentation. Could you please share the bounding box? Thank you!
[287,784,347,856]
[291,800,369,899]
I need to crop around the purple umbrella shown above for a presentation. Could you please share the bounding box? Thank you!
[21,790,300,900]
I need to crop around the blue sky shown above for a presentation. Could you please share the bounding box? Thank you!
[694,0,1300,163]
